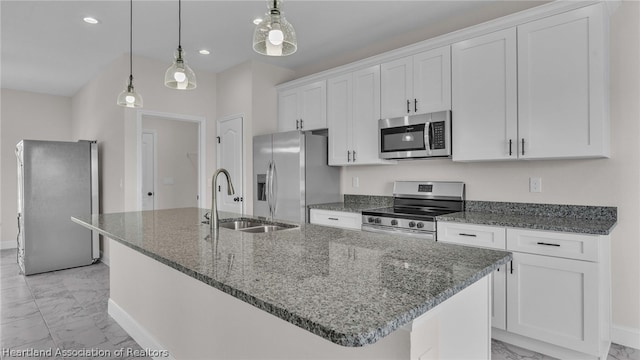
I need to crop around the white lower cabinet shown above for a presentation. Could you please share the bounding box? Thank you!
[507,252,599,354]
[309,209,361,230]
[437,222,610,359]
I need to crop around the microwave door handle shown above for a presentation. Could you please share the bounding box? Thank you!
[424,122,432,155]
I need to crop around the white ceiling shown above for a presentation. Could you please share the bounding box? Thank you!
[2,1,539,97]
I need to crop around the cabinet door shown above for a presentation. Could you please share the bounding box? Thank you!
[299,81,327,131]
[352,65,390,165]
[451,28,518,161]
[381,56,413,119]
[518,4,607,159]
[492,265,507,330]
[327,74,352,166]
[413,46,451,114]
[507,253,599,354]
[278,89,299,132]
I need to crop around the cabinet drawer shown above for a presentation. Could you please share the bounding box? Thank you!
[437,222,506,250]
[309,209,361,230]
[506,229,599,262]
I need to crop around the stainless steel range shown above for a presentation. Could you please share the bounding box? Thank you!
[361,181,465,240]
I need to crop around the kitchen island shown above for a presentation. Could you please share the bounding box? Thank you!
[72,208,511,359]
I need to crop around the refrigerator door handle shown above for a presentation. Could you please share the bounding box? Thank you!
[266,161,273,217]
[271,161,278,216]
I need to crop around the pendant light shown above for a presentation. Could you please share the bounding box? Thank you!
[253,0,297,56]
[117,0,143,108]
[164,0,196,90]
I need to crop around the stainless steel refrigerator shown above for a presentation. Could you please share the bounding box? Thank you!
[253,131,340,223]
[16,140,99,275]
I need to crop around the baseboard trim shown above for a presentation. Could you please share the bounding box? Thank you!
[107,299,176,360]
[1,241,16,250]
[612,324,640,350]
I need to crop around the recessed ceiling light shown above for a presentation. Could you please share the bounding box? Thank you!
[83,17,100,24]
[253,18,263,25]
[199,49,210,55]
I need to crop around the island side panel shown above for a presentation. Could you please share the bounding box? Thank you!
[108,238,491,360]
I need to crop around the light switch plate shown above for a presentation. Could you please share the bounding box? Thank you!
[352,176,359,188]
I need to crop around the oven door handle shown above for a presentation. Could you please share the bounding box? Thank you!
[424,122,432,155]
[361,224,435,241]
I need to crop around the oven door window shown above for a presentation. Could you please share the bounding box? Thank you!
[381,124,425,152]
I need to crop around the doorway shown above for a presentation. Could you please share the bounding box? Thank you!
[141,131,156,211]
[216,115,244,214]
[136,111,206,210]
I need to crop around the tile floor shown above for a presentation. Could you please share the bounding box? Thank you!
[1,248,638,360]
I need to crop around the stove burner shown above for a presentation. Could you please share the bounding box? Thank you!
[361,181,465,240]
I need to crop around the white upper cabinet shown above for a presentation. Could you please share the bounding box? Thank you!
[518,4,608,159]
[328,65,394,166]
[381,45,451,119]
[452,28,518,161]
[452,4,608,161]
[278,81,327,132]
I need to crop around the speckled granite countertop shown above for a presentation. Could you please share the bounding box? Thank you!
[72,208,511,347]
[437,201,617,235]
[309,194,393,213]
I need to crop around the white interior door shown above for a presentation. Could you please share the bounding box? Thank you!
[217,116,243,214]
[141,131,156,211]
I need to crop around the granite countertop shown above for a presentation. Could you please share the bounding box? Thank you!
[309,194,393,213]
[308,202,384,213]
[72,208,511,347]
[437,201,617,235]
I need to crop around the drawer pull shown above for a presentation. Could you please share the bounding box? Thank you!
[328,217,339,221]
[537,242,560,247]
[458,233,477,237]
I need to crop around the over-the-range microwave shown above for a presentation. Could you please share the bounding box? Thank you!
[379,110,451,160]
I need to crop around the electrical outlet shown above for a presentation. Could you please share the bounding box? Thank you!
[352,176,359,188]
[529,177,542,193]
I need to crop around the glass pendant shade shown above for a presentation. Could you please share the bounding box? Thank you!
[116,77,143,108]
[117,0,142,108]
[253,0,297,56]
[165,47,197,90]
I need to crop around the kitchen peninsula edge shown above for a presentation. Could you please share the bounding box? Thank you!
[72,207,511,359]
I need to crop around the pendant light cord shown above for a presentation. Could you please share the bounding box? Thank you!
[129,0,133,80]
[178,0,182,48]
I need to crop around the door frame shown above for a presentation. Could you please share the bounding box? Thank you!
[216,114,244,215]
[141,129,158,211]
[136,110,207,210]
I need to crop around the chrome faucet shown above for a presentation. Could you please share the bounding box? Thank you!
[211,168,235,232]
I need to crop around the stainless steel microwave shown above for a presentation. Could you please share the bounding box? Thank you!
[379,110,451,160]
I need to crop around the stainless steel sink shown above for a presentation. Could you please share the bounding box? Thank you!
[239,225,292,233]
[213,218,298,233]
[218,220,265,230]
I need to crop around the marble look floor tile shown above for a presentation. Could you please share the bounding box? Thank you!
[609,342,640,360]
[0,274,28,291]
[49,317,109,351]
[0,299,40,325]
[1,280,33,305]
[491,339,559,360]
[0,264,22,280]
[2,336,61,360]
[0,314,51,349]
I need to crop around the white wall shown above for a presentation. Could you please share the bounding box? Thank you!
[142,116,198,209]
[0,89,72,248]
[72,53,217,263]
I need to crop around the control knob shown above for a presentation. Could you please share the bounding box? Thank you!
[391,219,398,226]
[374,218,382,224]
[367,217,375,223]
[416,222,424,229]
[408,221,416,228]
